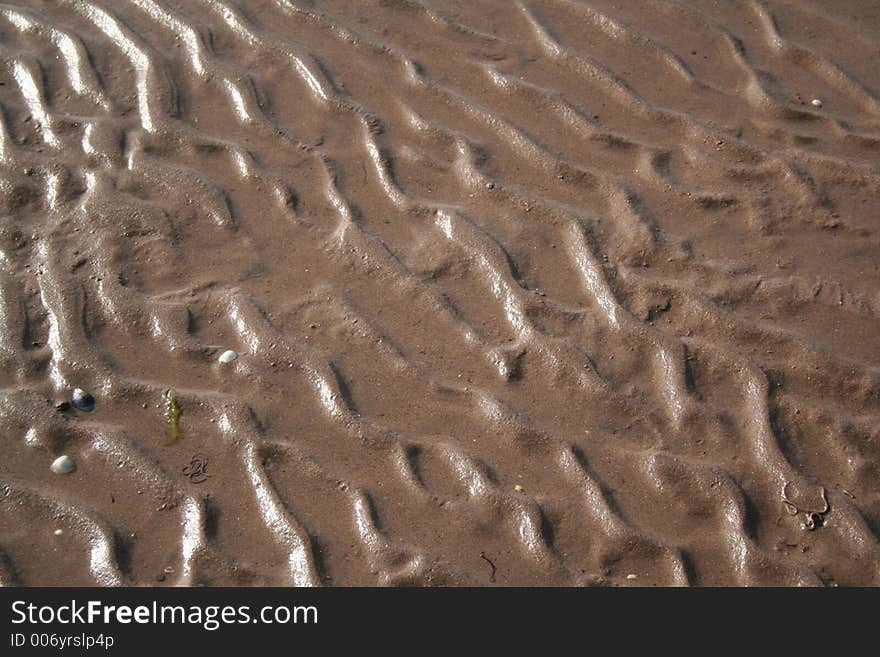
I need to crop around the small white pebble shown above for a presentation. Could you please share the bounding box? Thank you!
[50,455,76,475]
[53,529,63,536]
[626,573,638,580]
[514,484,525,493]
[811,98,823,108]
[218,349,238,364]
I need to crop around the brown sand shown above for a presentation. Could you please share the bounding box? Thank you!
[0,0,879,586]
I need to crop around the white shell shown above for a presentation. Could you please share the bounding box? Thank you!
[811,98,823,107]
[218,349,238,363]
[50,455,76,475]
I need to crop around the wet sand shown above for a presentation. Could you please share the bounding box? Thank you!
[1,0,879,586]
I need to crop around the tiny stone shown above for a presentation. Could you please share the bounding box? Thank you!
[811,98,823,108]
[218,349,238,363]
[50,455,76,475]
[626,573,638,580]
[71,388,94,412]
[53,528,63,536]
[514,484,524,492]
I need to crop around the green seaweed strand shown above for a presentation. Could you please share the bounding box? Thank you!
[163,390,182,445]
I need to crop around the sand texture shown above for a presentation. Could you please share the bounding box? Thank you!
[1,0,880,586]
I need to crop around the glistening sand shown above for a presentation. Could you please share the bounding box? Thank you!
[1,0,879,586]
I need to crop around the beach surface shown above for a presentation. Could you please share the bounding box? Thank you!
[1,0,879,586]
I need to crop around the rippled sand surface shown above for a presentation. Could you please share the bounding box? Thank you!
[1,0,879,586]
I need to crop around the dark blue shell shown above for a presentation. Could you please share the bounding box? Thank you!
[71,388,95,412]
